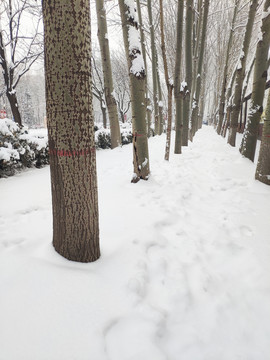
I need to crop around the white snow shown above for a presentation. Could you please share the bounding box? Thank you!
[127,26,145,77]
[180,81,187,92]
[1,127,270,360]
[0,118,18,136]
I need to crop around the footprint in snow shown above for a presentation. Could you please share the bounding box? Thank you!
[104,312,167,360]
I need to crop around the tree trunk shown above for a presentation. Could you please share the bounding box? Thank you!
[96,0,121,148]
[255,88,270,185]
[42,0,100,262]
[182,0,193,146]
[190,0,209,140]
[221,68,237,137]
[136,0,152,136]
[216,0,239,135]
[174,0,184,154]
[160,0,173,160]
[6,91,22,126]
[157,67,164,135]
[240,0,270,161]
[147,0,160,135]
[192,0,203,105]
[118,0,150,182]
[228,0,258,146]
[101,102,107,128]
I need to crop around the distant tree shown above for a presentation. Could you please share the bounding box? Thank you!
[91,55,108,128]
[42,0,100,262]
[216,0,239,135]
[160,0,173,160]
[118,0,150,182]
[111,51,131,123]
[190,0,209,140]
[0,0,43,126]
[96,0,121,148]
[240,0,270,161]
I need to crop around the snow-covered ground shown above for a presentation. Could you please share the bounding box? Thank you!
[0,126,270,360]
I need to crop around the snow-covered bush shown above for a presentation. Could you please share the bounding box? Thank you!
[94,122,133,149]
[0,119,133,177]
[95,127,112,149]
[0,119,48,177]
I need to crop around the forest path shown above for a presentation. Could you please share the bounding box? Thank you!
[0,126,270,360]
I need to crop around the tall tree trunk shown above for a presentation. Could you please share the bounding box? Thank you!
[96,0,121,148]
[240,0,270,161]
[42,0,100,262]
[255,87,270,184]
[157,65,164,135]
[174,0,184,154]
[147,0,160,135]
[216,0,239,135]
[190,0,209,140]
[118,0,150,182]
[136,0,152,135]
[192,0,203,104]
[182,0,193,146]
[228,0,258,146]
[221,68,237,137]
[160,0,173,160]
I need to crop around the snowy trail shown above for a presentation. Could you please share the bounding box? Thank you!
[0,126,270,360]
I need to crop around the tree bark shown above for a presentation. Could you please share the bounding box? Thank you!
[228,0,258,146]
[42,0,100,262]
[182,0,193,146]
[118,0,150,182]
[216,0,239,135]
[136,0,152,136]
[6,91,22,125]
[255,88,270,184]
[96,0,121,148]
[174,0,184,154]
[240,0,270,161]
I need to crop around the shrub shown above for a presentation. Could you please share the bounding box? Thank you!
[0,119,48,178]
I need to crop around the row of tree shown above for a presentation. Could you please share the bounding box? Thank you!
[5,0,270,262]
[208,0,270,185]
[40,0,213,262]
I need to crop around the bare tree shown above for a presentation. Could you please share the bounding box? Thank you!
[91,55,108,128]
[111,50,131,123]
[0,0,43,125]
